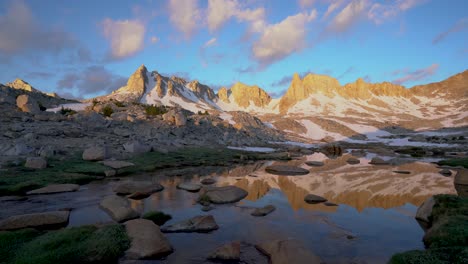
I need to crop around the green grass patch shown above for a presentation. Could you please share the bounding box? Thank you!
[142,211,172,226]
[144,104,167,116]
[437,158,468,169]
[102,105,113,117]
[0,154,107,196]
[0,225,129,264]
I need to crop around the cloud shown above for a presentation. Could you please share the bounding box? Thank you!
[269,89,287,98]
[0,0,90,62]
[25,71,54,80]
[150,36,159,44]
[323,0,345,20]
[57,66,127,98]
[168,0,201,37]
[102,18,146,59]
[298,0,315,8]
[204,38,217,48]
[392,63,439,85]
[327,0,367,33]
[252,10,317,66]
[368,0,425,25]
[206,0,266,33]
[433,18,468,44]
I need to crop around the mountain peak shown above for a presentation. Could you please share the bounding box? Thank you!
[6,78,38,92]
[228,82,271,108]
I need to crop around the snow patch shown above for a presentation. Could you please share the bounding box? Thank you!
[47,103,91,112]
[227,146,276,152]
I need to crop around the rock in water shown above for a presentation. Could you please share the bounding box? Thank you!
[251,205,276,217]
[0,211,70,230]
[265,165,309,176]
[161,215,218,233]
[346,157,360,164]
[25,157,47,169]
[177,183,202,192]
[82,146,107,161]
[113,182,164,199]
[16,94,40,113]
[200,178,216,185]
[455,169,468,185]
[304,194,327,204]
[26,184,79,195]
[256,239,322,264]
[439,169,452,176]
[305,161,324,167]
[415,196,435,224]
[124,219,173,259]
[208,241,241,261]
[99,195,140,222]
[369,157,389,165]
[200,186,248,204]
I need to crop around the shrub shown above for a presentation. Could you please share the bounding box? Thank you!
[38,103,47,111]
[59,107,77,115]
[102,105,113,117]
[145,104,167,116]
[142,211,172,226]
[114,101,125,107]
[92,99,98,107]
[197,110,209,115]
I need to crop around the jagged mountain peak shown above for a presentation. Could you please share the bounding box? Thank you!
[6,78,38,93]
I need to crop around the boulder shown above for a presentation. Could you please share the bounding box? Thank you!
[82,146,107,161]
[304,194,327,204]
[415,196,435,224]
[200,186,248,204]
[439,169,452,177]
[255,239,322,264]
[251,205,276,217]
[0,211,70,230]
[102,160,135,169]
[305,161,324,167]
[16,94,40,113]
[99,195,140,222]
[113,182,164,199]
[174,112,187,126]
[393,170,411,174]
[265,165,309,176]
[369,157,389,165]
[161,215,218,233]
[177,183,202,192]
[104,169,117,177]
[124,219,173,259]
[208,241,241,261]
[346,157,360,164]
[455,169,468,185]
[324,202,338,206]
[26,184,79,195]
[25,157,47,169]
[123,141,152,153]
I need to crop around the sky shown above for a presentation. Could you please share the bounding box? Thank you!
[0,0,466,99]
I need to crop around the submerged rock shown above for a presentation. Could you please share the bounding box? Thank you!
[369,157,389,165]
[256,239,322,264]
[208,241,241,261]
[200,178,216,185]
[161,215,218,233]
[0,211,70,230]
[124,219,173,259]
[99,195,140,223]
[455,169,468,185]
[26,184,79,195]
[199,185,248,204]
[305,161,324,167]
[265,165,309,176]
[439,169,452,177]
[393,170,411,174]
[304,194,327,204]
[251,205,276,217]
[346,157,360,164]
[415,196,435,225]
[113,181,164,199]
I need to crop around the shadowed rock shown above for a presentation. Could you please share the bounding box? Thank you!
[124,219,173,259]
[208,241,241,261]
[113,182,164,199]
[346,157,360,164]
[102,160,135,169]
[82,146,107,161]
[25,157,47,169]
[200,186,248,204]
[304,194,327,204]
[26,184,79,195]
[256,239,322,264]
[177,182,202,192]
[305,161,324,167]
[0,211,69,230]
[251,205,276,217]
[369,157,389,165]
[265,165,309,176]
[99,195,140,222]
[161,215,218,233]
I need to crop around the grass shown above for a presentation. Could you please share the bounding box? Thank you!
[142,211,172,226]
[389,195,468,264]
[144,104,167,116]
[59,107,77,116]
[0,153,107,195]
[0,225,129,264]
[437,158,468,169]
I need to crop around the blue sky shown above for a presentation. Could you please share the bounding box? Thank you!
[0,0,466,99]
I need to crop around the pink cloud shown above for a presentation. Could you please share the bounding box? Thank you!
[433,18,468,44]
[392,64,439,85]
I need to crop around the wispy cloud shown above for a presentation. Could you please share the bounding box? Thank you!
[337,66,356,79]
[433,18,468,44]
[204,38,217,48]
[168,0,201,37]
[327,0,367,33]
[368,0,425,25]
[102,18,146,59]
[57,66,127,98]
[298,0,316,8]
[150,36,160,44]
[392,63,439,85]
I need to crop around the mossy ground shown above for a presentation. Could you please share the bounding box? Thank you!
[142,211,172,226]
[437,158,468,168]
[0,147,288,196]
[389,195,468,264]
[0,225,129,264]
